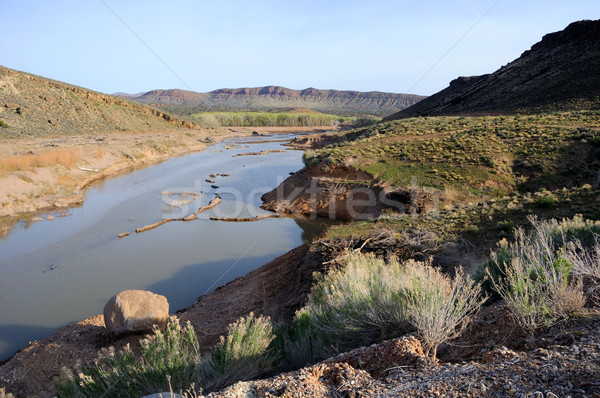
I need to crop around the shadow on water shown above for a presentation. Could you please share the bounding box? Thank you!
[147,253,290,313]
[0,324,57,362]
[147,217,344,313]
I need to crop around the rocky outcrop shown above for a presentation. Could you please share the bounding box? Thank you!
[130,86,426,117]
[103,290,169,337]
[387,19,600,119]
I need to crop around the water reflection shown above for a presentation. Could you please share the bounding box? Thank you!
[0,133,314,361]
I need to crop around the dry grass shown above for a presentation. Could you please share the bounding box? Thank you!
[487,217,589,335]
[565,238,600,306]
[0,149,81,175]
[401,260,485,359]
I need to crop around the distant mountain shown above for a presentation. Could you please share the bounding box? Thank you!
[111,91,145,99]
[121,86,425,117]
[0,66,196,137]
[386,19,600,120]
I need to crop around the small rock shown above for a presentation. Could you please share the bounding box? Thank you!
[103,290,169,337]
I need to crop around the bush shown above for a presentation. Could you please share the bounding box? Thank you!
[57,314,275,397]
[486,219,586,335]
[56,321,202,397]
[271,311,327,371]
[202,313,274,392]
[478,215,600,298]
[400,260,485,359]
[565,238,600,306]
[0,119,9,128]
[534,194,558,208]
[301,253,484,360]
[303,253,413,354]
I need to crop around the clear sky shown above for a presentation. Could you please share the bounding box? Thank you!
[1,0,598,96]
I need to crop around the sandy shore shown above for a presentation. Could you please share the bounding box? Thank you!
[0,126,334,236]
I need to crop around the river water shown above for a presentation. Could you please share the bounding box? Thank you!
[0,133,317,361]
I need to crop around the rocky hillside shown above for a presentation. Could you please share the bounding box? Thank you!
[386,19,600,120]
[127,86,425,117]
[0,66,196,137]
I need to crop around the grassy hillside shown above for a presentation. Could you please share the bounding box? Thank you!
[301,111,600,254]
[0,66,197,138]
[308,111,600,195]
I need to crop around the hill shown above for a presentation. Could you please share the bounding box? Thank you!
[0,66,196,138]
[126,86,425,117]
[386,19,600,120]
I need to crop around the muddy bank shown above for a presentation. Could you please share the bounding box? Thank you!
[0,242,330,397]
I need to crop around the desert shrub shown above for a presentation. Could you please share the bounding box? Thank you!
[57,314,276,397]
[302,253,484,359]
[534,194,558,208]
[56,321,202,397]
[271,311,327,371]
[478,215,600,298]
[350,117,379,128]
[202,313,274,392]
[302,253,412,354]
[497,220,516,234]
[400,260,485,359]
[486,221,586,335]
[565,238,600,306]
[0,119,9,128]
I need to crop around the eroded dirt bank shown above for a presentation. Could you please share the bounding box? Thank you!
[261,164,436,220]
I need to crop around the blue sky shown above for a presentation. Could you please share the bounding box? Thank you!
[0,0,598,96]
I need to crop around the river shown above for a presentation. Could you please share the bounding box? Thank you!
[0,132,318,361]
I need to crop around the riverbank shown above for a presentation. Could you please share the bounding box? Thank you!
[0,126,334,236]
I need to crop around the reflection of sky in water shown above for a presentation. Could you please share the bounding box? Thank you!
[0,133,313,360]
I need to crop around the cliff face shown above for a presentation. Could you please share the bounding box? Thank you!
[0,66,196,137]
[386,19,600,120]
[130,86,425,116]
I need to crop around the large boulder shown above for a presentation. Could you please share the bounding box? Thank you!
[103,290,169,337]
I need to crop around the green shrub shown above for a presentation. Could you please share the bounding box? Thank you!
[534,194,558,208]
[302,253,412,353]
[0,119,9,128]
[301,253,484,360]
[271,311,327,371]
[497,220,516,234]
[56,321,202,397]
[57,314,276,397]
[202,313,274,392]
[486,219,586,335]
[302,150,320,167]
